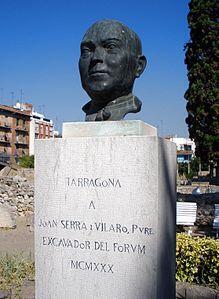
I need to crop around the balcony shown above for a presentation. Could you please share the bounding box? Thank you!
[0,140,10,145]
[177,150,193,155]
[15,140,28,147]
[0,123,11,130]
[15,126,28,133]
[0,135,10,144]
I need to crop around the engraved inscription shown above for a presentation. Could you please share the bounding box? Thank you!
[42,237,91,250]
[41,236,147,256]
[66,177,121,188]
[70,260,114,273]
[113,242,146,254]
[38,173,156,277]
[38,219,154,237]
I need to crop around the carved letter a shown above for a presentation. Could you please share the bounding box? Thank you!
[89,201,95,209]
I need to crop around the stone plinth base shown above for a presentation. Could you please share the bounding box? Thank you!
[35,121,176,299]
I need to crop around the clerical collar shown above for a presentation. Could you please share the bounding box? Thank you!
[82,93,142,122]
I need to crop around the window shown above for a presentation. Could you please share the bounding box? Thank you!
[184,145,192,151]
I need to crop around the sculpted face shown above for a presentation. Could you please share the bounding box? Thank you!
[79,20,146,106]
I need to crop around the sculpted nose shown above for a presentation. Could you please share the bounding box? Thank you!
[91,47,104,64]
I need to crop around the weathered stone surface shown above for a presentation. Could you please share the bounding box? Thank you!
[177,185,219,194]
[0,204,16,228]
[26,214,34,232]
[0,166,11,177]
[176,282,219,299]
[0,290,10,299]
[63,120,157,138]
[35,121,176,299]
[5,280,219,299]
[0,167,34,182]
[20,280,35,299]
[0,177,34,216]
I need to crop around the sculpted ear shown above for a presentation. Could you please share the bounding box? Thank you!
[135,55,147,78]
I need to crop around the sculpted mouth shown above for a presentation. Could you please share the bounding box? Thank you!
[89,70,108,75]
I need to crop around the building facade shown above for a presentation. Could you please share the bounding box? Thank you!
[0,104,30,159]
[14,102,54,156]
[0,102,55,162]
[29,111,54,155]
[166,137,196,163]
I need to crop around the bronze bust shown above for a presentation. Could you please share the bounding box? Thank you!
[79,19,146,121]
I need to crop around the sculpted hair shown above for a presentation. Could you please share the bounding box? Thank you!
[117,21,142,57]
[82,19,143,57]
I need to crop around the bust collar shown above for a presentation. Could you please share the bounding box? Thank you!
[82,93,142,121]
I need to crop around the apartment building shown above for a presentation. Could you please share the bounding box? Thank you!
[166,136,196,163]
[14,102,54,156]
[0,104,31,158]
[29,111,54,155]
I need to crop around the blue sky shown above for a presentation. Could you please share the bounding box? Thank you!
[0,0,190,136]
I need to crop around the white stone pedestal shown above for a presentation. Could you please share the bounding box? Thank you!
[35,121,176,299]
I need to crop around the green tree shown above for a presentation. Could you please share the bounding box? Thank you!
[178,162,188,177]
[184,0,219,180]
[190,157,200,175]
[19,155,34,168]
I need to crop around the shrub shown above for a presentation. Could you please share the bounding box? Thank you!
[0,254,34,297]
[19,155,34,168]
[176,233,219,288]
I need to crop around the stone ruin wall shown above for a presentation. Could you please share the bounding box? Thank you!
[0,176,34,216]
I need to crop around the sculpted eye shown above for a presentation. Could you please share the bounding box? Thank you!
[107,43,116,49]
[81,47,91,56]
[105,43,118,50]
[81,46,92,57]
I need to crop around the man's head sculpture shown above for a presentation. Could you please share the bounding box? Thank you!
[79,19,146,121]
